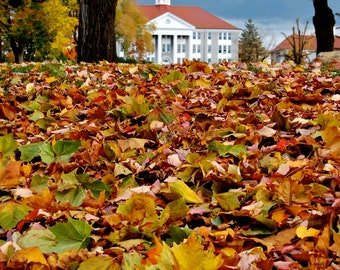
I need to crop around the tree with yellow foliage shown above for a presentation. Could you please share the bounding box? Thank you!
[115,0,155,61]
[41,0,78,60]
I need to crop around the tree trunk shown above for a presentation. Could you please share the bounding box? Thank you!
[77,0,118,63]
[10,38,24,64]
[313,0,335,54]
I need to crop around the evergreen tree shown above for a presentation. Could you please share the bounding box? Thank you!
[239,19,266,62]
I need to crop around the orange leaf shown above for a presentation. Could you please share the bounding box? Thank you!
[0,161,22,188]
[147,236,163,264]
[271,209,288,225]
[23,190,53,209]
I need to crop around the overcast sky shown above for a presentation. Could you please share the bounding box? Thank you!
[137,0,340,48]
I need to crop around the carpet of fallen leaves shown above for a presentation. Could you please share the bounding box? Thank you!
[0,59,340,270]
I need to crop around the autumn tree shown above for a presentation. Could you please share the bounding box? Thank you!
[313,0,335,54]
[41,0,78,60]
[77,0,118,63]
[239,19,267,62]
[115,0,155,61]
[6,2,53,63]
[0,1,9,61]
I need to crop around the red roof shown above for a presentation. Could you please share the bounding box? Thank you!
[138,4,239,30]
[272,35,340,52]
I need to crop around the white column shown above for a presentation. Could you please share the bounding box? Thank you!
[157,35,162,64]
[186,35,191,60]
[173,35,178,63]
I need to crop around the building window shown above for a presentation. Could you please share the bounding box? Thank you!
[167,44,171,52]
[177,44,181,53]
[162,44,166,53]
[208,58,211,63]
[228,33,232,40]
[223,45,227,53]
[193,44,196,53]
[197,32,201,39]
[208,32,211,40]
[219,32,222,40]
[218,45,222,53]
[228,45,231,54]
[208,45,211,53]
[182,44,186,53]
[197,45,201,53]
[223,32,227,40]
[193,32,196,39]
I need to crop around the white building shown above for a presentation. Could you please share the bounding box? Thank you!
[118,0,240,64]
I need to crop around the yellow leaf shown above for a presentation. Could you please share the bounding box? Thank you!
[171,233,223,270]
[117,193,158,224]
[220,247,236,257]
[322,126,340,150]
[210,228,235,240]
[296,226,320,239]
[168,180,202,203]
[11,246,48,266]
[117,138,152,152]
[45,76,57,84]
[78,256,120,270]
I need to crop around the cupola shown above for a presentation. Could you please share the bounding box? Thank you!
[155,0,171,5]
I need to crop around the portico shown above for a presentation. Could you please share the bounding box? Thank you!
[118,0,241,64]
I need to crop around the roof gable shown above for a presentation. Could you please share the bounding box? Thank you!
[138,5,239,30]
[149,12,195,30]
[272,35,340,52]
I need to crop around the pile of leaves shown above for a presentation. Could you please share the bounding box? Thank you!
[0,59,340,269]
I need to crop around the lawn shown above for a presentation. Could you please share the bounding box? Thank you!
[0,59,340,269]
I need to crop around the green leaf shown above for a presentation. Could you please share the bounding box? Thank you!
[166,225,192,245]
[147,107,176,125]
[163,198,189,220]
[49,218,91,253]
[208,141,247,157]
[215,192,242,211]
[18,142,45,162]
[30,174,49,194]
[17,228,57,253]
[83,180,111,199]
[55,186,86,207]
[39,142,55,165]
[29,111,45,122]
[123,251,143,270]
[160,70,185,84]
[53,140,81,162]
[0,202,32,229]
[0,134,17,159]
